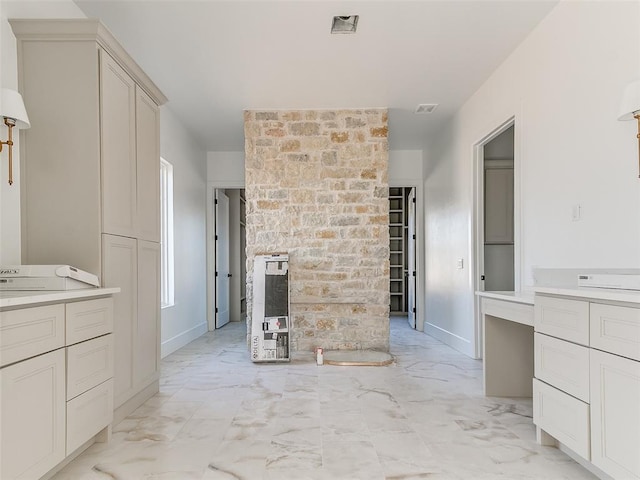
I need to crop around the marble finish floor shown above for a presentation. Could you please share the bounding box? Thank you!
[52,317,597,480]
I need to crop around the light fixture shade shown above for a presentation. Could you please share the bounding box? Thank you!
[0,88,30,129]
[618,80,640,121]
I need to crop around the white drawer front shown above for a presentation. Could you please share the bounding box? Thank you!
[0,304,65,367]
[66,379,113,454]
[535,333,590,402]
[66,334,113,400]
[590,349,640,480]
[533,378,590,460]
[590,303,640,361]
[66,298,114,345]
[534,295,589,345]
[482,297,534,326]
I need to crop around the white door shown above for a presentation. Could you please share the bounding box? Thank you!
[215,190,230,328]
[407,188,416,329]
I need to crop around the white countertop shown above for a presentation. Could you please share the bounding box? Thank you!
[534,286,640,304]
[475,291,535,305]
[0,287,120,309]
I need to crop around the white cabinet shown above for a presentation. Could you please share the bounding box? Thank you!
[534,295,589,345]
[534,293,640,480]
[100,50,137,238]
[590,303,640,362]
[12,19,166,422]
[136,240,161,385]
[590,349,640,479]
[102,235,160,411]
[534,332,590,402]
[103,234,137,405]
[136,88,161,242]
[1,292,116,480]
[533,378,590,459]
[0,304,65,367]
[0,349,66,480]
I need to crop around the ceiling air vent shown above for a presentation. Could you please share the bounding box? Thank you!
[415,104,439,114]
[331,15,359,34]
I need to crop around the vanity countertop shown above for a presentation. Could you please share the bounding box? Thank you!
[0,288,120,309]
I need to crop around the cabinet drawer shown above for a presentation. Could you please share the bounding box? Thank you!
[590,349,640,479]
[66,334,113,400]
[66,378,113,454]
[590,303,640,361]
[533,378,590,460]
[534,295,589,345]
[0,304,65,367]
[535,333,590,402]
[66,298,114,345]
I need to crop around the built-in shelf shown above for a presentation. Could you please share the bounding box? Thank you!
[388,187,413,314]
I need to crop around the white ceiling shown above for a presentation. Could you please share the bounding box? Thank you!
[73,0,558,152]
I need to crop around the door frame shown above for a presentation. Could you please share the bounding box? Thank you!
[206,181,244,332]
[471,116,521,359]
[389,180,424,332]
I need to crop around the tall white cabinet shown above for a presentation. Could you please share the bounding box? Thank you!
[12,19,167,423]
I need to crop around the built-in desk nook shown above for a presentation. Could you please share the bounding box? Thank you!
[478,285,640,480]
[1,288,119,480]
[477,291,535,397]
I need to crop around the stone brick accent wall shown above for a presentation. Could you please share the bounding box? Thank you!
[244,109,390,353]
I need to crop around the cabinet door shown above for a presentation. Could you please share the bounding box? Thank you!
[484,167,514,244]
[136,87,161,242]
[102,234,138,408]
[100,50,137,238]
[1,349,66,480]
[590,349,640,479]
[135,240,160,387]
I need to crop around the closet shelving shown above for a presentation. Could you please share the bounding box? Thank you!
[388,187,408,314]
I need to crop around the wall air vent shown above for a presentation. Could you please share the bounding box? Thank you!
[331,15,359,34]
[415,104,439,114]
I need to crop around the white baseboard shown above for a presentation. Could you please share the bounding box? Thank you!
[424,321,474,358]
[161,322,208,358]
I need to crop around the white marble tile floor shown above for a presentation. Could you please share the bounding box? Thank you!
[51,317,597,480]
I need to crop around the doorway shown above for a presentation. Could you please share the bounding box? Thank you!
[208,187,246,331]
[389,186,417,328]
[473,120,519,357]
[483,125,515,292]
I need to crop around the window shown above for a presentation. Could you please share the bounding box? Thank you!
[160,157,174,308]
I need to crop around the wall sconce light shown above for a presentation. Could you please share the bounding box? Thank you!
[618,80,640,178]
[0,88,31,186]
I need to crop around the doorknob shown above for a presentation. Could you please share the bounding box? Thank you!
[227,273,232,277]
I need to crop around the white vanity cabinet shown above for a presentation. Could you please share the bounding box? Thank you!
[1,348,66,480]
[0,290,117,480]
[533,288,640,480]
[11,18,166,423]
[589,303,640,480]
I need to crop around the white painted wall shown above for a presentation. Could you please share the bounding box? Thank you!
[160,108,208,357]
[0,0,85,264]
[423,1,640,357]
[207,151,245,186]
